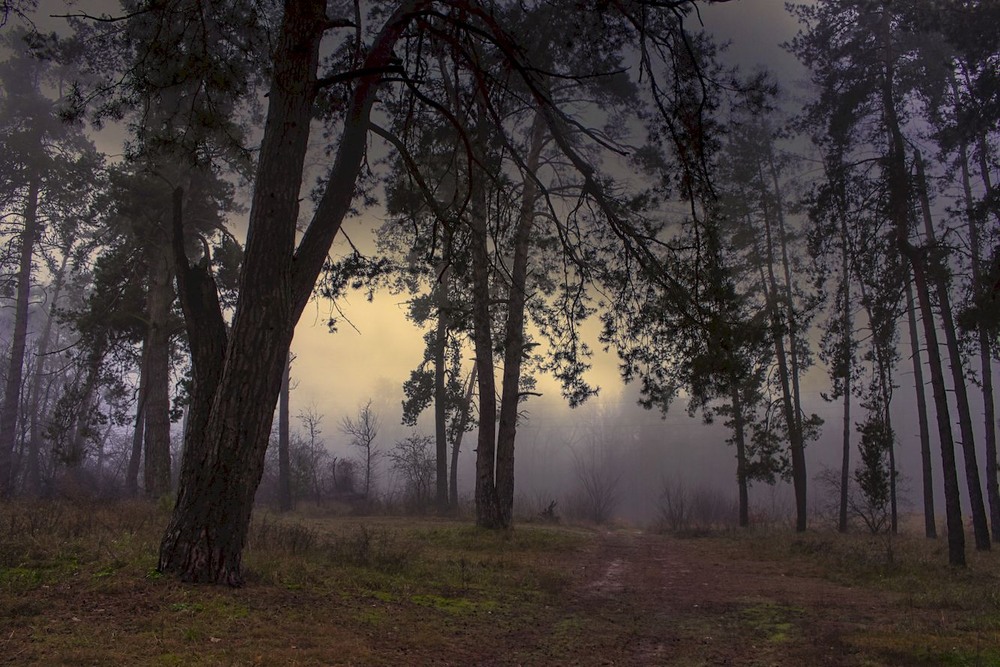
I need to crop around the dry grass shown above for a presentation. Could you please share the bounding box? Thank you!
[0,501,588,666]
[2,502,999,665]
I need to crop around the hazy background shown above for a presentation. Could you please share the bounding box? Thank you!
[281,0,929,523]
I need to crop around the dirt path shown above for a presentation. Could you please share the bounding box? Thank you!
[514,530,904,666]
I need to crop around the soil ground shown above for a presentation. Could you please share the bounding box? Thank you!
[1,507,997,666]
[541,530,900,666]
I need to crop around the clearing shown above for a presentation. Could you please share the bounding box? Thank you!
[1,502,998,665]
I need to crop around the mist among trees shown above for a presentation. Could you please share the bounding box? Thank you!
[0,0,997,600]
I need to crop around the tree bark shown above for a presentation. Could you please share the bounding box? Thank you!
[837,210,852,534]
[914,150,990,551]
[757,163,807,533]
[433,259,450,510]
[143,247,174,498]
[24,238,71,496]
[957,134,1000,543]
[495,112,547,527]
[159,0,426,584]
[126,340,151,496]
[730,383,749,527]
[905,275,936,539]
[877,10,963,562]
[450,363,477,509]
[471,124,500,528]
[0,174,40,496]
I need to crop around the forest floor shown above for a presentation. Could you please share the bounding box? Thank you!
[1,501,998,666]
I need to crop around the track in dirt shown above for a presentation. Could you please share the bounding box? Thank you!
[524,530,902,666]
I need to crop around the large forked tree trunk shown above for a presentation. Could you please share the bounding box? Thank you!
[904,274,936,539]
[158,0,425,585]
[495,112,547,527]
[0,174,40,495]
[914,150,990,551]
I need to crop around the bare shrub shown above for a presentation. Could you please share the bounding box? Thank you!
[565,443,622,525]
[327,524,415,572]
[340,400,381,501]
[655,478,739,533]
[387,434,435,511]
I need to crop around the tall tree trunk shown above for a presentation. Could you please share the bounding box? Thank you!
[158,0,424,584]
[730,383,749,527]
[914,150,990,551]
[471,106,500,527]
[757,169,807,532]
[433,259,450,510]
[957,135,1000,543]
[24,238,71,496]
[878,11,964,563]
[471,202,499,527]
[904,242,965,565]
[126,340,151,496]
[0,174,40,496]
[66,348,104,472]
[837,212,852,534]
[879,346,898,534]
[450,362,477,509]
[905,275,936,538]
[495,112,547,527]
[277,352,292,511]
[143,248,174,498]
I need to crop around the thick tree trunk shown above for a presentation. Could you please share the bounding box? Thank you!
[495,112,547,527]
[0,174,40,496]
[158,0,425,584]
[159,0,325,580]
[915,150,990,551]
[143,248,174,498]
[278,352,292,512]
[905,276,936,539]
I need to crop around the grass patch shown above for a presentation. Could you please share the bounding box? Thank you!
[708,527,1000,664]
[0,501,585,665]
[736,600,801,644]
